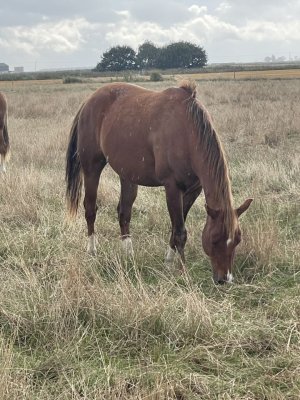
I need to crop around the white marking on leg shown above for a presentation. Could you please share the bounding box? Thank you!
[87,233,97,255]
[121,237,134,257]
[226,238,233,247]
[165,246,176,264]
[0,156,6,174]
[226,271,234,283]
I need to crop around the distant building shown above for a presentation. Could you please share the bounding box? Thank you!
[14,66,24,73]
[0,63,9,73]
[264,55,286,63]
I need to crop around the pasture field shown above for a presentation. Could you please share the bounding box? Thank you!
[0,77,299,399]
[0,67,300,91]
[182,68,300,81]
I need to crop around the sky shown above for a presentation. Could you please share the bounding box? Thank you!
[0,1,300,71]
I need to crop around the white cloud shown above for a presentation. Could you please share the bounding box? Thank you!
[188,5,208,15]
[115,10,131,19]
[217,0,300,25]
[0,18,98,55]
[216,2,232,13]
[107,8,300,49]
[241,20,300,42]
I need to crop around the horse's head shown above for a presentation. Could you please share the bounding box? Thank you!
[202,199,253,284]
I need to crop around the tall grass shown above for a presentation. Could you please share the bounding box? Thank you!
[0,79,299,399]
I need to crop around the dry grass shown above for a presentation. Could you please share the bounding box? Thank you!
[187,68,300,80]
[0,78,299,399]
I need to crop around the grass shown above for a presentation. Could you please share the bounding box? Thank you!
[187,69,300,80]
[0,78,299,399]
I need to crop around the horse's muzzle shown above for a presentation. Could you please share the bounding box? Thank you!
[213,272,234,285]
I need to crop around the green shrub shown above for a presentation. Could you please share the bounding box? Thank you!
[123,72,134,82]
[62,76,83,84]
[150,72,163,81]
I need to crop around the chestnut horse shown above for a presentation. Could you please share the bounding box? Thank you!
[0,91,10,173]
[66,81,252,283]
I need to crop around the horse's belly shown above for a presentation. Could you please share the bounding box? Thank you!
[107,154,162,187]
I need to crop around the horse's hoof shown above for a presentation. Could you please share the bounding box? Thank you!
[87,248,96,256]
[121,237,134,257]
[87,234,97,255]
[165,246,176,264]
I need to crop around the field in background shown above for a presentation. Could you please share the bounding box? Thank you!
[185,68,300,80]
[0,77,299,399]
[1,66,300,89]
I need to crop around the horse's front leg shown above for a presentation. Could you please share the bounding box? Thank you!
[0,155,6,173]
[117,178,138,256]
[164,179,187,272]
[183,181,202,221]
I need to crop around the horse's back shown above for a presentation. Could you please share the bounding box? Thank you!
[89,82,192,140]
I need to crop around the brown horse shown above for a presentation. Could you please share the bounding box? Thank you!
[66,81,252,284]
[0,91,10,173]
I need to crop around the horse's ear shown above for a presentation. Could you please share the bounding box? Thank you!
[236,198,253,217]
[205,204,220,219]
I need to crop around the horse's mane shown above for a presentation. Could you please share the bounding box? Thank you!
[180,80,236,239]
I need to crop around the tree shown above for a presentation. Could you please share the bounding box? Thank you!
[157,41,207,69]
[96,45,137,72]
[95,41,208,72]
[136,41,159,69]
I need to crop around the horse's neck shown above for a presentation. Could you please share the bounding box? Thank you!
[190,139,232,210]
[201,174,225,210]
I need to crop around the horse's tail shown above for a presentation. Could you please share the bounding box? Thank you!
[65,104,84,217]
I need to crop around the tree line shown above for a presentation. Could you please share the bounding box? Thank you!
[95,41,207,72]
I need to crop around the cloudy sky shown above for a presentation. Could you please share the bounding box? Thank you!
[0,1,299,71]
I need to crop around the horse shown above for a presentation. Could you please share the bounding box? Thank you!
[0,91,10,173]
[65,81,252,284]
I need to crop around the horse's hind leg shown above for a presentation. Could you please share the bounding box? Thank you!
[117,178,138,255]
[83,157,106,254]
[164,180,187,272]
